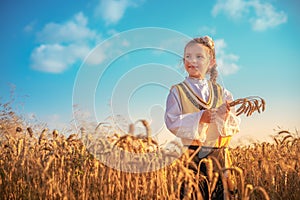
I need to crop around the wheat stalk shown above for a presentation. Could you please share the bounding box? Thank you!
[229,96,266,117]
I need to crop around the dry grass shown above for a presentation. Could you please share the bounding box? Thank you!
[0,100,298,199]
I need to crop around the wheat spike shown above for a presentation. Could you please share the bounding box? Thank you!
[230,96,266,117]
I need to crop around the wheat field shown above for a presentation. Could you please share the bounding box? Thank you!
[0,102,299,200]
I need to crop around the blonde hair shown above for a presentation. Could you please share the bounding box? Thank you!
[184,36,218,84]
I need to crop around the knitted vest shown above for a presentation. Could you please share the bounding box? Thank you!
[173,80,231,147]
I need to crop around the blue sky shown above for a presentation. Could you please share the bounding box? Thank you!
[1,0,299,145]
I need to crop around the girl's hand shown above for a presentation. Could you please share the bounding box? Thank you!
[200,109,217,123]
[217,102,230,120]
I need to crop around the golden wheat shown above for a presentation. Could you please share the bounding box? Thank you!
[1,101,299,199]
[229,96,266,117]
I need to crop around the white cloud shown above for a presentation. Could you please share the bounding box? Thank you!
[37,12,98,44]
[212,0,287,31]
[94,0,144,25]
[85,45,107,66]
[31,43,91,73]
[212,0,249,19]
[249,1,288,31]
[215,39,240,75]
[30,12,103,73]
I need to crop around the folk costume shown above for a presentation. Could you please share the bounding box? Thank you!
[165,77,240,146]
[165,77,240,199]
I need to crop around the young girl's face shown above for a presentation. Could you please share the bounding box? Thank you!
[184,43,213,79]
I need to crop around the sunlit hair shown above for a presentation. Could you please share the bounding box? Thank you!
[184,36,218,84]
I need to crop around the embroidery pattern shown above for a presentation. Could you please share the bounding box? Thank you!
[211,83,219,108]
[182,81,212,106]
[178,81,222,110]
[178,83,206,110]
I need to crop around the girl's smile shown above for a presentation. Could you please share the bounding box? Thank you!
[187,65,198,69]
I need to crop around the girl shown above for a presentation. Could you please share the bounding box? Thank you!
[164,36,240,199]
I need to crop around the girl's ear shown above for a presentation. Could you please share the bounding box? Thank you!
[209,58,216,69]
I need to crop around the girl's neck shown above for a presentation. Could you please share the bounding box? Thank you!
[188,75,205,80]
